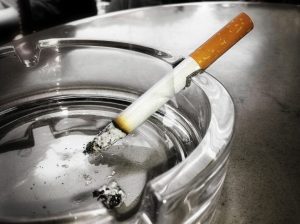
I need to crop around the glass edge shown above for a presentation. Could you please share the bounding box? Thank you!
[147,72,235,204]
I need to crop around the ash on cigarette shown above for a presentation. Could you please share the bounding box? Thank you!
[83,123,126,154]
[93,181,125,209]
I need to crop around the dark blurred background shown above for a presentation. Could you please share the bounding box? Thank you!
[0,0,299,46]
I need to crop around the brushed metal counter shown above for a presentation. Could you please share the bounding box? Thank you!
[11,2,300,224]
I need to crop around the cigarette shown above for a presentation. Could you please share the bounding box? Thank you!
[85,12,253,153]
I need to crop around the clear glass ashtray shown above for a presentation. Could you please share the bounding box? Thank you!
[0,39,234,224]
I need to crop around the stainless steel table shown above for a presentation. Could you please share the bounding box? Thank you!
[11,2,300,223]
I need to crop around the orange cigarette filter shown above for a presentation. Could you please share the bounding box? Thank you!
[190,12,253,70]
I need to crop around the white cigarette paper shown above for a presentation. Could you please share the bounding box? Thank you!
[114,57,200,133]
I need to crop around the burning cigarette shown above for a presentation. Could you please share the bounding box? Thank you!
[84,12,253,154]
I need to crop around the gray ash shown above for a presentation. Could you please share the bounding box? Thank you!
[93,181,125,209]
[83,123,126,154]
[83,141,96,154]
[83,138,106,154]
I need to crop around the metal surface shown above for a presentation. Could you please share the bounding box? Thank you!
[3,2,300,223]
